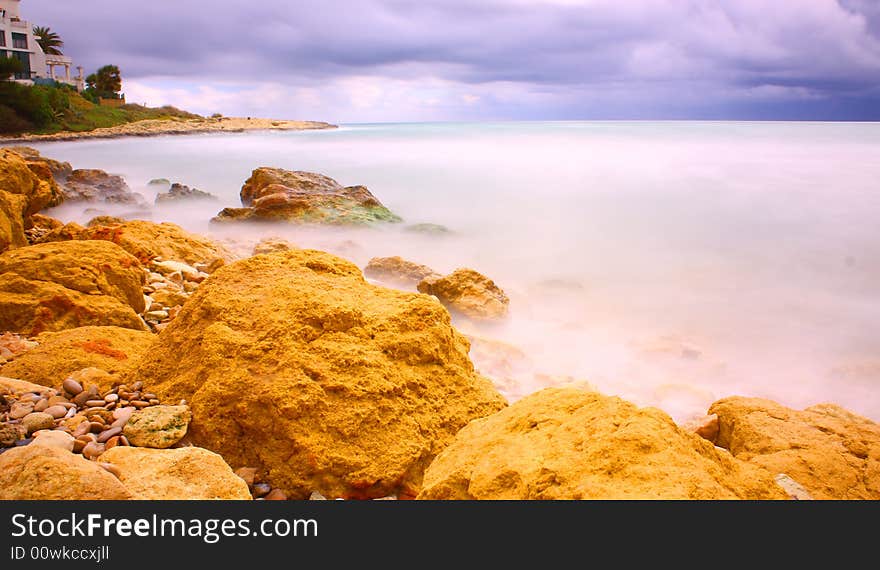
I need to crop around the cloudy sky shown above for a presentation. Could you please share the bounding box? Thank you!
[24,0,880,122]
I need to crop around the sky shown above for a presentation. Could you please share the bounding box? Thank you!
[22,0,880,122]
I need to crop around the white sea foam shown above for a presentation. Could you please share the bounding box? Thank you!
[29,121,880,422]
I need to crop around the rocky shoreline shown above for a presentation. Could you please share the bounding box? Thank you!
[0,146,878,500]
[0,117,337,144]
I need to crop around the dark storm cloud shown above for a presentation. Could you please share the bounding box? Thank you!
[21,0,880,119]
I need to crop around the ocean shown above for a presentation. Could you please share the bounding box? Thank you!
[26,121,880,423]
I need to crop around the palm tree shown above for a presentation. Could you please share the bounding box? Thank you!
[32,26,64,56]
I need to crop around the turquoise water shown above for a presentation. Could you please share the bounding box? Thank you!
[26,121,880,422]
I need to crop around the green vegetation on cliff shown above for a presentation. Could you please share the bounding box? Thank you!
[0,82,200,135]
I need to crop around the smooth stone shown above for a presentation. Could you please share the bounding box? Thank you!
[82,441,105,460]
[97,426,122,443]
[44,405,68,419]
[234,467,257,487]
[9,402,34,420]
[252,483,271,498]
[62,378,84,396]
[33,399,49,412]
[89,422,104,433]
[104,394,119,403]
[47,395,70,406]
[31,430,75,452]
[72,438,87,453]
[22,412,55,435]
[112,407,135,421]
[265,489,288,501]
[85,400,107,408]
[104,436,121,450]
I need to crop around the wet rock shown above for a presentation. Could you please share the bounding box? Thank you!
[61,169,146,205]
[363,256,440,288]
[155,183,219,205]
[418,268,510,321]
[212,167,402,225]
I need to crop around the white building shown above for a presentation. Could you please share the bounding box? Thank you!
[0,0,83,91]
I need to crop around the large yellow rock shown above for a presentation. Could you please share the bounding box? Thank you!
[1,147,73,182]
[0,148,64,253]
[0,148,63,218]
[100,446,252,500]
[709,397,880,500]
[39,219,234,266]
[417,388,787,500]
[129,249,507,499]
[0,326,154,388]
[0,241,147,335]
[0,444,132,500]
[418,268,510,321]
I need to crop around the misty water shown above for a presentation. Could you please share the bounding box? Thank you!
[26,121,880,423]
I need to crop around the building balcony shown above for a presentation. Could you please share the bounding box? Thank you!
[44,54,73,65]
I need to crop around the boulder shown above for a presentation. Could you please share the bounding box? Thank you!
[0,326,154,389]
[417,268,510,321]
[363,256,440,288]
[31,429,75,451]
[212,167,402,225]
[100,446,252,500]
[417,388,787,500]
[1,146,73,182]
[0,444,132,500]
[0,148,64,216]
[0,148,64,252]
[123,405,191,448]
[155,183,218,205]
[22,412,55,434]
[129,249,507,499]
[38,219,235,266]
[61,168,146,205]
[709,396,880,500]
[0,241,148,335]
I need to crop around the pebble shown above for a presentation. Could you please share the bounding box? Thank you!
[104,436,121,450]
[47,395,70,406]
[264,489,288,501]
[85,400,107,408]
[33,399,49,412]
[113,407,135,422]
[145,310,169,321]
[104,394,119,403]
[31,430,75,452]
[72,422,91,437]
[64,407,77,419]
[73,391,94,407]
[22,412,55,435]
[132,400,151,408]
[44,405,68,419]
[253,483,272,498]
[89,421,105,433]
[62,378,84,396]
[97,426,122,443]
[234,467,257,487]
[10,402,34,419]
[82,441,105,460]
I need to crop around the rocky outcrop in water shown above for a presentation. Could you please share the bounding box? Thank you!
[128,249,506,499]
[709,397,880,500]
[363,256,440,288]
[418,268,509,321]
[154,183,219,205]
[418,387,788,500]
[212,168,402,225]
[0,241,148,335]
[61,169,147,206]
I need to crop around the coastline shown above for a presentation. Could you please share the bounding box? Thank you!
[0,117,338,144]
